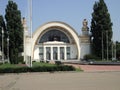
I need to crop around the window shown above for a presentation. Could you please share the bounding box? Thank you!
[67,47,70,59]
[60,47,64,60]
[39,29,70,43]
[46,47,51,60]
[53,47,57,60]
[39,47,43,60]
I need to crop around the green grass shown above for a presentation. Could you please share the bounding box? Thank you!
[0,63,25,68]
[75,68,83,72]
[32,62,56,67]
[0,62,55,68]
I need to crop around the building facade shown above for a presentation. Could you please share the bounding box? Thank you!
[22,19,91,62]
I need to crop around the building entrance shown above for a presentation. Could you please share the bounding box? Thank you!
[39,45,69,61]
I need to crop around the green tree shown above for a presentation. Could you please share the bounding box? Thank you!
[116,41,120,60]
[0,15,7,58]
[5,0,23,64]
[91,0,113,59]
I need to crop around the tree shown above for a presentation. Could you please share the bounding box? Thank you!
[5,0,23,64]
[91,0,113,59]
[0,15,7,58]
[116,41,120,60]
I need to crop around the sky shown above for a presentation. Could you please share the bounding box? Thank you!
[0,0,120,42]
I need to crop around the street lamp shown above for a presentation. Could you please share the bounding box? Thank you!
[106,31,109,60]
[114,42,116,60]
[2,27,4,64]
[7,37,10,63]
[102,31,104,60]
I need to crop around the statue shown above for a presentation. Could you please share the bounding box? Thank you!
[83,19,88,27]
[82,19,89,31]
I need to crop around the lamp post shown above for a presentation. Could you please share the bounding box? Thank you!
[114,42,116,60]
[102,31,104,60]
[7,37,10,63]
[2,27,4,64]
[106,31,108,60]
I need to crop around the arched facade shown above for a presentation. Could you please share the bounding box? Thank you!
[31,21,80,61]
[23,20,91,62]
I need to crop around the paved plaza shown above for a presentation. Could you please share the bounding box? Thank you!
[0,71,120,90]
[65,63,120,72]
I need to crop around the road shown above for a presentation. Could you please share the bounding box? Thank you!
[0,72,120,90]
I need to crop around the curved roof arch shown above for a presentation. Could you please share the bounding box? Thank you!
[32,21,80,59]
[33,21,78,36]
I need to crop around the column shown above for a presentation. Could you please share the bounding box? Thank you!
[57,47,60,60]
[64,46,67,60]
[43,46,46,62]
[51,47,53,60]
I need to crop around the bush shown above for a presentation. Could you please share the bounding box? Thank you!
[84,54,99,60]
[55,61,62,65]
[18,56,25,64]
[0,64,75,73]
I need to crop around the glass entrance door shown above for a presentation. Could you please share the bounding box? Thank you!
[53,47,57,60]
[39,47,43,60]
[46,47,51,60]
[60,47,64,60]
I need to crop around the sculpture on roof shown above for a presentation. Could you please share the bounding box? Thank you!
[82,19,89,31]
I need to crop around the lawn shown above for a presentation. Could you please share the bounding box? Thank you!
[0,62,56,68]
[0,63,26,68]
[32,62,56,67]
[0,62,77,73]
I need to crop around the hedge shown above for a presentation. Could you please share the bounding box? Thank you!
[0,65,75,73]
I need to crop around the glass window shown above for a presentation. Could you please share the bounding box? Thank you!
[60,47,64,60]
[46,47,51,60]
[53,47,57,60]
[67,47,70,59]
[39,47,43,60]
[39,29,70,43]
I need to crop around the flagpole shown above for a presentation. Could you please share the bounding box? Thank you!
[106,31,108,60]
[112,39,113,60]
[2,27,4,64]
[114,42,116,60]
[30,0,32,67]
[7,34,10,63]
[102,31,104,60]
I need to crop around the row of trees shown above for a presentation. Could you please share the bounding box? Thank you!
[0,0,23,64]
[91,0,116,60]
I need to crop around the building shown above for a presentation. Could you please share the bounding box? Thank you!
[22,18,91,62]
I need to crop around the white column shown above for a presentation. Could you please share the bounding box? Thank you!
[58,47,60,60]
[64,46,67,60]
[51,47,53,60]
[44,46,46,62]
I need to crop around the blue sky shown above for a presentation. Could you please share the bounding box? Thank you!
[0,0,120,41]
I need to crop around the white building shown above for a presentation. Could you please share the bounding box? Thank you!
[22,18,91,62]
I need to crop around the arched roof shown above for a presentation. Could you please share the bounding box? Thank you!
[33,21,78,36]
[31,21,80,59]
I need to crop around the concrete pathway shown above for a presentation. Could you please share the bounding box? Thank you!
[65,64,120,72]
[0,72,120,90]
[80,65,120,72]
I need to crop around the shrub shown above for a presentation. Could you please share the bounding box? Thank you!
[0,64,75,73]
[84,54,99,60]
[55,61,62,65]
[18,56,25,64]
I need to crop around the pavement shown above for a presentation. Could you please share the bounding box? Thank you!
[80,65,120,72]
[64,63,120,72]
[0,72,120,90]
[0,65,120,90]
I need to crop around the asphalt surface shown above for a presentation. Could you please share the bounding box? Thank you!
[0,71,120,90]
